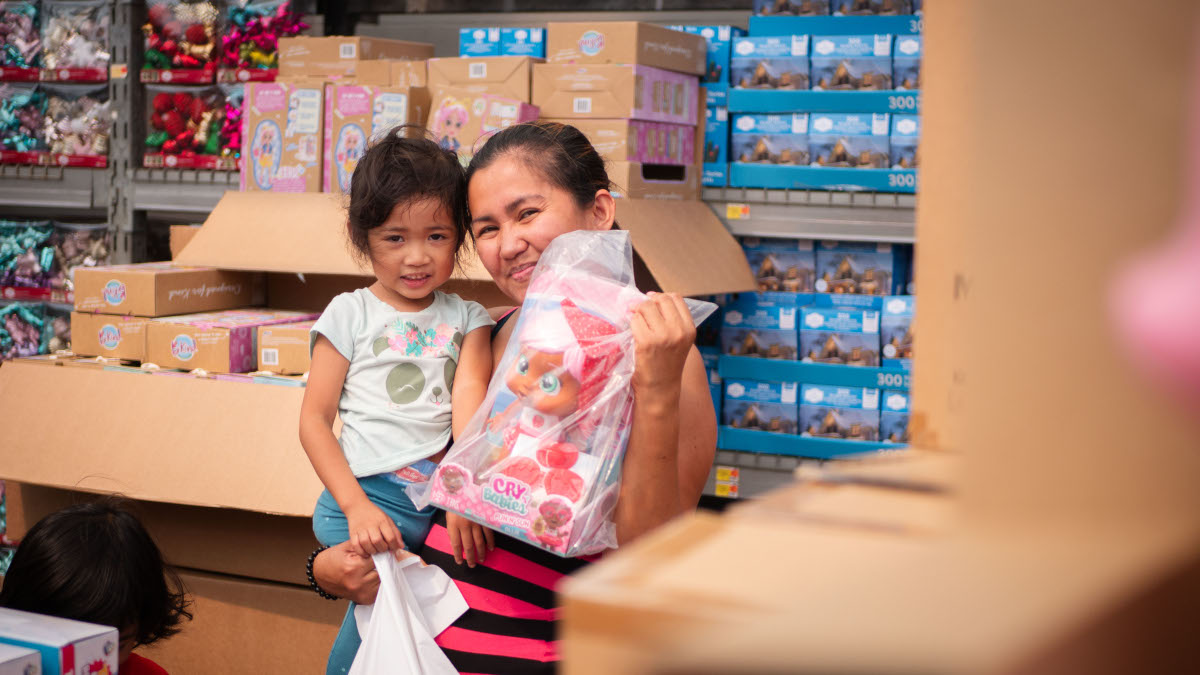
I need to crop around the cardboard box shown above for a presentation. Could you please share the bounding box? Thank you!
[0,644,39,675]
[800,305,881,366]
[428,56,539,103]
[800,383,881,441]
[458,27,501,56]
[388,60,428,88]
[721,297,799,360]
[890,113,920,168]
[667,25,747,84]
[169,225,202,259]
[731,112,809,165]
[546,22,707,76]
[70,311,151,360]
[809,112,891,169]
[544,119,695,165]
[881,295,914,369]
[811,34,894,90]
[0,608,119,675]
[880,389,910,443]
[723,379,799,434]
[731,35,810,90]
[702,106,729,186]
[502,28,546,58]
[893,34,922,90]
[322,84,431,195]
[742,236,816,293]
[241,81,325,193]
[427,86,540,162]
[533,64,699,125]
[146,309,320,373]
[607,161,700,201]
[277,36,433,79]
[74,263,264,317]
[257,320,316,375]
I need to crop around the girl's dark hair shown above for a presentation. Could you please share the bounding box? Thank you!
[0,497,192,647]
[347,126,469,261]
[466,122,613,213]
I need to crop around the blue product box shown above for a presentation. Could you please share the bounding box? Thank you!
[880,389,910,443]
[890,113,919,168]
[721,299,799,360]
[724,379,800,434]
[459,28,501,56]
[912,0,923,13]
[705,82,729,107]
[800,383,880,441]
[809,112,890,168]
[742,236,817,293]
[731,35,810,90]
[696,294,730,346]
[668,25,747,83]
[500,27,545,57]
[815,240,896,296]
[732,113,809,165]
[754,0,830,15]
[703,106,729,187]
[800,305,881,366]
[893,34,921,90]
[881,295,914,369]
[832,0,913,15]
[811,34,893,90]
[699,345,722,387]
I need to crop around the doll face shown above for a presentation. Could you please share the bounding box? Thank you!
[507,348,581,418]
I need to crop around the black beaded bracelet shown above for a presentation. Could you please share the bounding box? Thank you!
[306,546,339,601]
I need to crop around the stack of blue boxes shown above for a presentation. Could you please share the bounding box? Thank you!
[668,24,746,187]
[458,27,546,58]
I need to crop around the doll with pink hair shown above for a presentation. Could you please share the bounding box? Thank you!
[432,99,468,153]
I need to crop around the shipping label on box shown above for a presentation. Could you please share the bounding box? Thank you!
[732,113,809,165]
[801,383,881,441]
[754,0,831,15]
[427,87,540,162]
[881,295,914,369]
[724,379,799,434]
[0,643,39,674]
[0,607,119,675]
[800,306,881,366]
[881,389,910,443]
[428,56,538,103]
[809,113,890,169]
[890,113,919,169]
[811,34,894,90]
[147,309,320,373]
[743,236,816,293]
[893,35,921,90]
[241,81,324,193]
[731,35,810,90]
[459,27,502,56]
[278,36,434,79]
[549,118,695,165]
[257,320,316,375]
[815,240,895,296]
[546,21,707,75]
[71,311,150,360]
[721,299,798,360]
[668,25,747,83]
[323,85,431,195]
[532,64,699,125]
[501,28,546,57]
[74,263,263,317]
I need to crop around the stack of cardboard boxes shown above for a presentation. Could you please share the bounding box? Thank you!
[424,54,540,161]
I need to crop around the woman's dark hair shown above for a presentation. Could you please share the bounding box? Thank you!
[466,122,613,214]
[0,497,192,647]
[347,126,469,261]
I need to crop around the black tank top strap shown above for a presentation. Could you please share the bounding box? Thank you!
[491,308,517,337]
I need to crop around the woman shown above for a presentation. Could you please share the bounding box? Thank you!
[311,122,717,674]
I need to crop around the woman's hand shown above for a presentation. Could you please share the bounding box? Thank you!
[631,292,697,398]
[446,511,495,567]
[345,501,404,556]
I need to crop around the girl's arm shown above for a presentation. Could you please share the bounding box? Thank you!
[301,336,402,555]
[612,293,718,545]
[447,325,495,566]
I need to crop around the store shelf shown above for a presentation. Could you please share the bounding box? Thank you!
[749,14,923,36]
[703,449,819,499]
[719,355,911,391]
[704,188,914,242]
[1,287,74,304]
[0,166,107,210]
[720,426,902,458]
[728,89,920,114]
[130,169,239,213]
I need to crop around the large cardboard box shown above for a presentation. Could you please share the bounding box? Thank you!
[70,311,151,360]
[533,64,699,126]
[278,36,433,79]
[351,59,429,88]
[322,84,431,195]
[546,22,707,76]
[608,161,700,201]
[544,118,696,165]
[241,80,325,193]
[427,56,540,103]
[427,86,540,162]
[73,263,264,317]
[145,309,320,373]
[258,320,317,375]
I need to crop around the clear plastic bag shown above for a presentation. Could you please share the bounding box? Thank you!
[409,230,715,557]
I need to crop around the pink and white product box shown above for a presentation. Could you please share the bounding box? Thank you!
[533,63,700,126]
[0,643,40,675]
[145,309,320,373]
[0,608,119,675]
[546,119,696,165]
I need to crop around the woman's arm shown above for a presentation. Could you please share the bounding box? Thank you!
[613,293,717,545]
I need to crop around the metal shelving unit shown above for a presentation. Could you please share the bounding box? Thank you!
[703,187,916,243]
[703,450,825,499]
[0,166,108,212]
[130,169,238,212]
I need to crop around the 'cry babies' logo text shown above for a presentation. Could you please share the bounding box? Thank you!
[578,30,605,56]
[98,324,121,350]
[103,280,126,306]
[482,475,531,515]
[171,334,198,361]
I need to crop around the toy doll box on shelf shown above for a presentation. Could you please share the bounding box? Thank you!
[0,191,753,674]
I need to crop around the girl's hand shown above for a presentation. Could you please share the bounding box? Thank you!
[446,511,495,567]
[630,292,696,397]
[345,501,404,556]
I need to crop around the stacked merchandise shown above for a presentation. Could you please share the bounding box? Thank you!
[667,24,746,187]
[458,26,546,58]
[535,21,707,199]
[425,48,540,163]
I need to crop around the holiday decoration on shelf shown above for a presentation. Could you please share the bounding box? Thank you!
[218,0,308,83]
[0,83,48,164]
[409,231,715,557]
[41,303,71,353]
[0,220,55,289]
[42,84,111,166]
[220,83,243,159]
[41,0,110,82]
[0,301,45,362]
[0,2,42,81]
[50,222,110,292]
[144,85,236,169]
[142,0,221,83]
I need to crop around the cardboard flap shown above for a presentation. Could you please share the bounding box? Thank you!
[616,199,755,297]
[0,360,321,517]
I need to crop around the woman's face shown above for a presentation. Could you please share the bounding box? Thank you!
[468,154,614,303]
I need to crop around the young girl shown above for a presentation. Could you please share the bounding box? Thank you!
[0,498,192,675]
[299,131,493,671]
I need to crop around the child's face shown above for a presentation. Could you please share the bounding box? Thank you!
[367,198,458,309]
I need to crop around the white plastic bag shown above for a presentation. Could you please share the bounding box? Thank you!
[349,552,468,675]
[409,230,715,556]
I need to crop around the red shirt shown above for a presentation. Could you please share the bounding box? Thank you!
[122,654,169,675]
